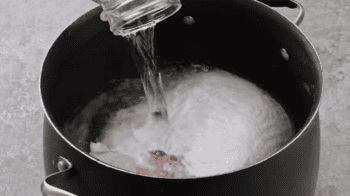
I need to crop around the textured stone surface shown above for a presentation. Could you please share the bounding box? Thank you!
[0,0,349,195]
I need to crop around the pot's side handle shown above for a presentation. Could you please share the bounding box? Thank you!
[256,0,305,26]
[41,157,78,196]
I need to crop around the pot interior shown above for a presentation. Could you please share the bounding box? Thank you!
[41,0,321,156]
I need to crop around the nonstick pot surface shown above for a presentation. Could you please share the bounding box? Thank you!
[40,0,322,195]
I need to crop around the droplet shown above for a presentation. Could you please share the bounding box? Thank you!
[281,48,289,61]
[100,12,109,21]
[183,16,195,25]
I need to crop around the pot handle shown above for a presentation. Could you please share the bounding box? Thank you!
[256,0,305,26]
[41,157,78,196]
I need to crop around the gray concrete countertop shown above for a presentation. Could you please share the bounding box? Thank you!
[0,0,349,195]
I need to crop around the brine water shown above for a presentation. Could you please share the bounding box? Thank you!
[81,21,296,178]
[126,26,169,123]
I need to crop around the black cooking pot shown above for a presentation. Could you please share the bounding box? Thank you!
[40,0,322,195]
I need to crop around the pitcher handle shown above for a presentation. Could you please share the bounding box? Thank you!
[41,157,78,196]
[256,0,305,26]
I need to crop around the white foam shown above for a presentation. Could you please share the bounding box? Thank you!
[90,68,295,177]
